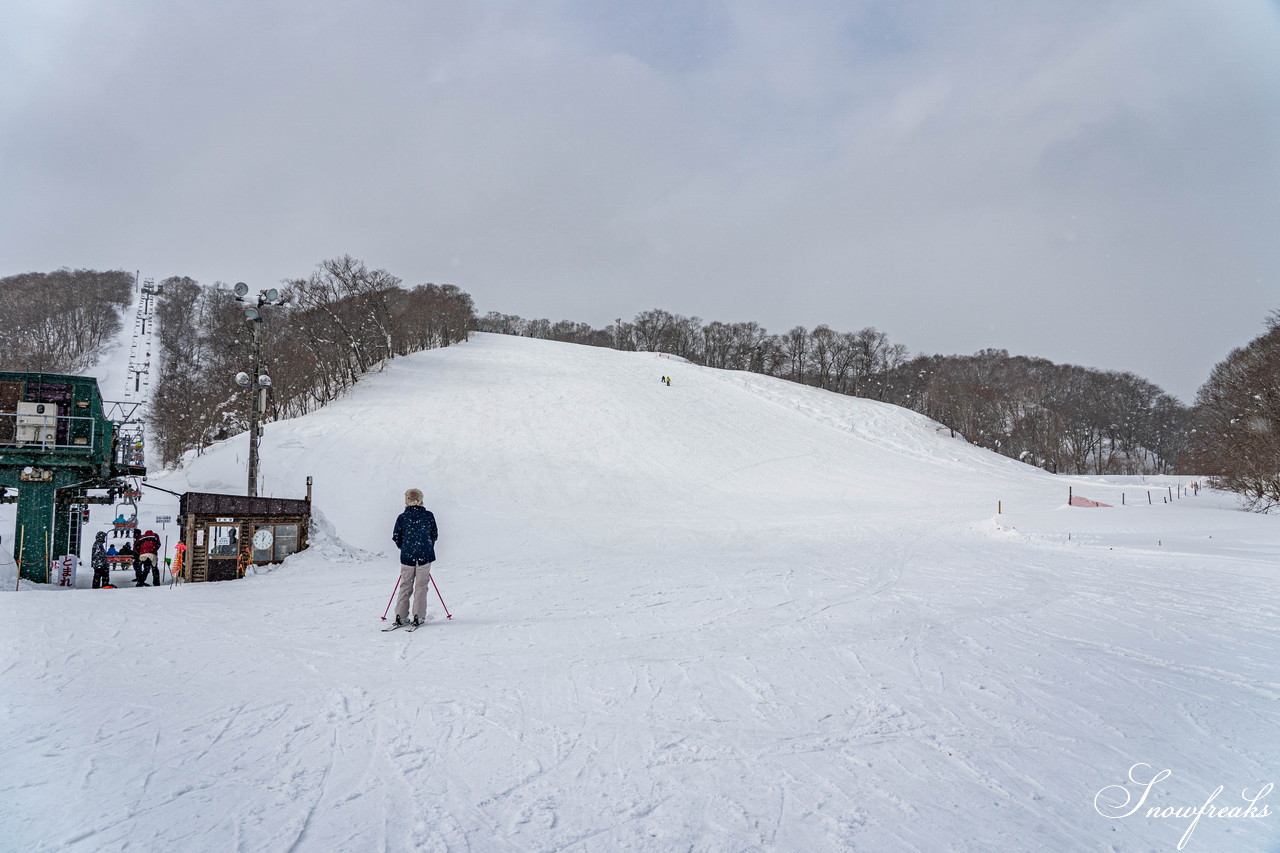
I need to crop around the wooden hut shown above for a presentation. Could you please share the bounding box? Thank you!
[178,488,310,582]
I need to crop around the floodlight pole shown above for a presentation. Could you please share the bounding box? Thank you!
[234,282,286,498]
[247,318,263,497]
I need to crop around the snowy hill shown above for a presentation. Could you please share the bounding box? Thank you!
[2,333,1277,852]
[184,332,1041,555]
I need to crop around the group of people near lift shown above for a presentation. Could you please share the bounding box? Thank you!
[90,527,162,588]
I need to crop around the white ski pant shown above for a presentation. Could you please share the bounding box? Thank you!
[396,562,433,622]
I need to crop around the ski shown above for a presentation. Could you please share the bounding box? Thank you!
[383,617,430,632]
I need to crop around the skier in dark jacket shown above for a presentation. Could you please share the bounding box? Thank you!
[391,488,438,627]
[91,531,110,588]
[131,529,144,585]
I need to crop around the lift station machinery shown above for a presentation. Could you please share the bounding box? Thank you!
[0,371,146,583]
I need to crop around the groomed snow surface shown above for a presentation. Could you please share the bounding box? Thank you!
[2,333,1277,852]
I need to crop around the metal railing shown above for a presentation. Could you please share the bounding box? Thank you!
[0,410,101,453]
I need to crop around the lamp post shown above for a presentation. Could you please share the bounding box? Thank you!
[233,282,288,497]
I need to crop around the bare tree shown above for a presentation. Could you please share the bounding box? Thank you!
[1188,313,1280,509]
[781,326,809,383]
[632,309,678,353]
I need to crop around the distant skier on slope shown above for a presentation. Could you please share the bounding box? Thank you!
[391,488,438,628]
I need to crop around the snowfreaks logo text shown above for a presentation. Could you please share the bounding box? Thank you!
[1093,763,1273,850]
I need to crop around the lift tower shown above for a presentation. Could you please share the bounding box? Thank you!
[0,372,146,583]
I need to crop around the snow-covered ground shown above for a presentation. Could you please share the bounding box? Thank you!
[1,332,1276,852]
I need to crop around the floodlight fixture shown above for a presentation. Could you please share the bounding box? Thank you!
[243,307,261,322]
[257,374,272,387]
[234,282,249,298]
[235,372,252,387]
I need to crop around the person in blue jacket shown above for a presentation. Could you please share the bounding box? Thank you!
[391,488,438,627]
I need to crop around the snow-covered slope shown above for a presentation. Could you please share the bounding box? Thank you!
[184,332,1042,555]
[2,333,1276,852]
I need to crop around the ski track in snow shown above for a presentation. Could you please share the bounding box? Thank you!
[1,333,1278,852]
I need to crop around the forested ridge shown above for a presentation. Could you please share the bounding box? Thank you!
[0,261,474,467]
[5,263,1277,507]
[478,309,1193,476]
[149,256,475,466]
[0,269,134,373]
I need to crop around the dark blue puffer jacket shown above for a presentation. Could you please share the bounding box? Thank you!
[393,505,438,565]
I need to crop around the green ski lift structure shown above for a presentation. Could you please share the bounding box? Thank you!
[0,371,146,583]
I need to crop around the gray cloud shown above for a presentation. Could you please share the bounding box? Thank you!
[3,0,1278,400]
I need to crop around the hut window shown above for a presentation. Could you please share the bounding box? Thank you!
[208,525,240,557]
[252,524,300,563]
[272,524,299,561]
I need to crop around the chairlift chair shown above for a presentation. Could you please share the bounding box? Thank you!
[111,502,138,537]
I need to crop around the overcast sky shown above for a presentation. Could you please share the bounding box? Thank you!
[3,0,1279,400]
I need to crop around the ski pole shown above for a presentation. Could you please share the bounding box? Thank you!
[381,574,401,621]
[430,574,452,619]
[14,526,24,591]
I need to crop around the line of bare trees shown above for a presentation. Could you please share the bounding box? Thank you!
[479,309,910,394]
[479,309,1192,475]
[149,256,475,466]
[0,269,134,373]
[877,350,1192,474]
